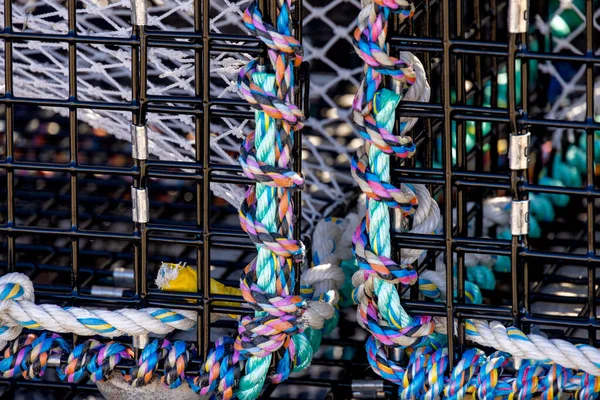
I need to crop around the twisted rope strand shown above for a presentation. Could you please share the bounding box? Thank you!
[0,328,598,398]
[0,273,196,346]
[348,0,600,396]
[351,0,441,372]
[233,0,319,398]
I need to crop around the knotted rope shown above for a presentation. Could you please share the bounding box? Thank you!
[232,0,321,398]
[350,0,441,364]
[348,0,600,395]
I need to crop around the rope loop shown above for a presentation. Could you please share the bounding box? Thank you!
[162,341,193,389]
[352,218,418,284]
[239,130,305,189]
[238,60,305,130]
[239,189,305,262]
[87,341,133,383]
[0,332,68,379]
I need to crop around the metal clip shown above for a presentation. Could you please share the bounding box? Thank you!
[113,267,135,287]
[509,0,528,33]
[509,132,530,170]
[133,334,149,350]
[131,0,147,26]
[131,124,148,160]
[48,353,62,368]
[131,187,149,223]
[351,380,388,399]
[510,200,529,236]
[91,285,125,298]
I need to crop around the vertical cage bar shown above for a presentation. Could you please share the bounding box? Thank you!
[518,5,530,326]
[200,0,211,359]
[441,0,456,367]
[454,0,467,355]
[473,0,484,237]
[293,0,303,297]
[3,0,14,272]
[507,3,528,329]
[131,1,149,310]
[67,0,79,297]
[193,0,204,358]
[584,0,596,343]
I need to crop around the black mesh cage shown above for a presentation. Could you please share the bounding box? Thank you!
[0,0,599,399]
[386,0,600,385]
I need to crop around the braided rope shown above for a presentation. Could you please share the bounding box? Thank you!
[351,0,442,362]
[366,337,600,399]
[349,0,600,395]
[4,331,597,399]
[230,0,321,398]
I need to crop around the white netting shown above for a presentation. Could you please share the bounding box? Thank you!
[4,0,595,232]
[0,0,360,231]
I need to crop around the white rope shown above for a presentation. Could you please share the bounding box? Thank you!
[424,273,600,376]
[302,213,360,314]
[0,273,197,344]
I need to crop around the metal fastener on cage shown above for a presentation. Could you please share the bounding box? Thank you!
[351,380,388,399]
[510,200,529,236]
[131,124,149,160]
[131,187,149,223]
[509,132,530,170]
[509,0,528,33]
[131,0,147,26]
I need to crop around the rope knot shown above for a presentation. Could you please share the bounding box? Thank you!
[240,189,305,263]
[242,1,303,64]
[353,218,418,285]
[351,146,419,211]
[238,61,306,130]
[239,130,305,189]
[58,339,102,383]
[234,314,299,358]
[87,341,133,382]
[0,333,68,380]
[353,4,416,84]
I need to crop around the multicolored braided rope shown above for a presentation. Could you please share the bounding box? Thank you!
[235,0,316,398]
[348,0,600,396]
[0,331,599,398]
[351,0,440,363]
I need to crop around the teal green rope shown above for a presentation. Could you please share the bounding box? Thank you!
[370,90,414,331]
[236,72,277,400]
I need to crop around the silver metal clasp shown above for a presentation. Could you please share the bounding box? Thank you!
[511,200,529,236]
[131,187,149,223]
[352,380,388,399]
[131,0,147,26]
[133,334,149,350]
[509,132,530,170]
[131,124,148,160]
[509,0,528,33]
